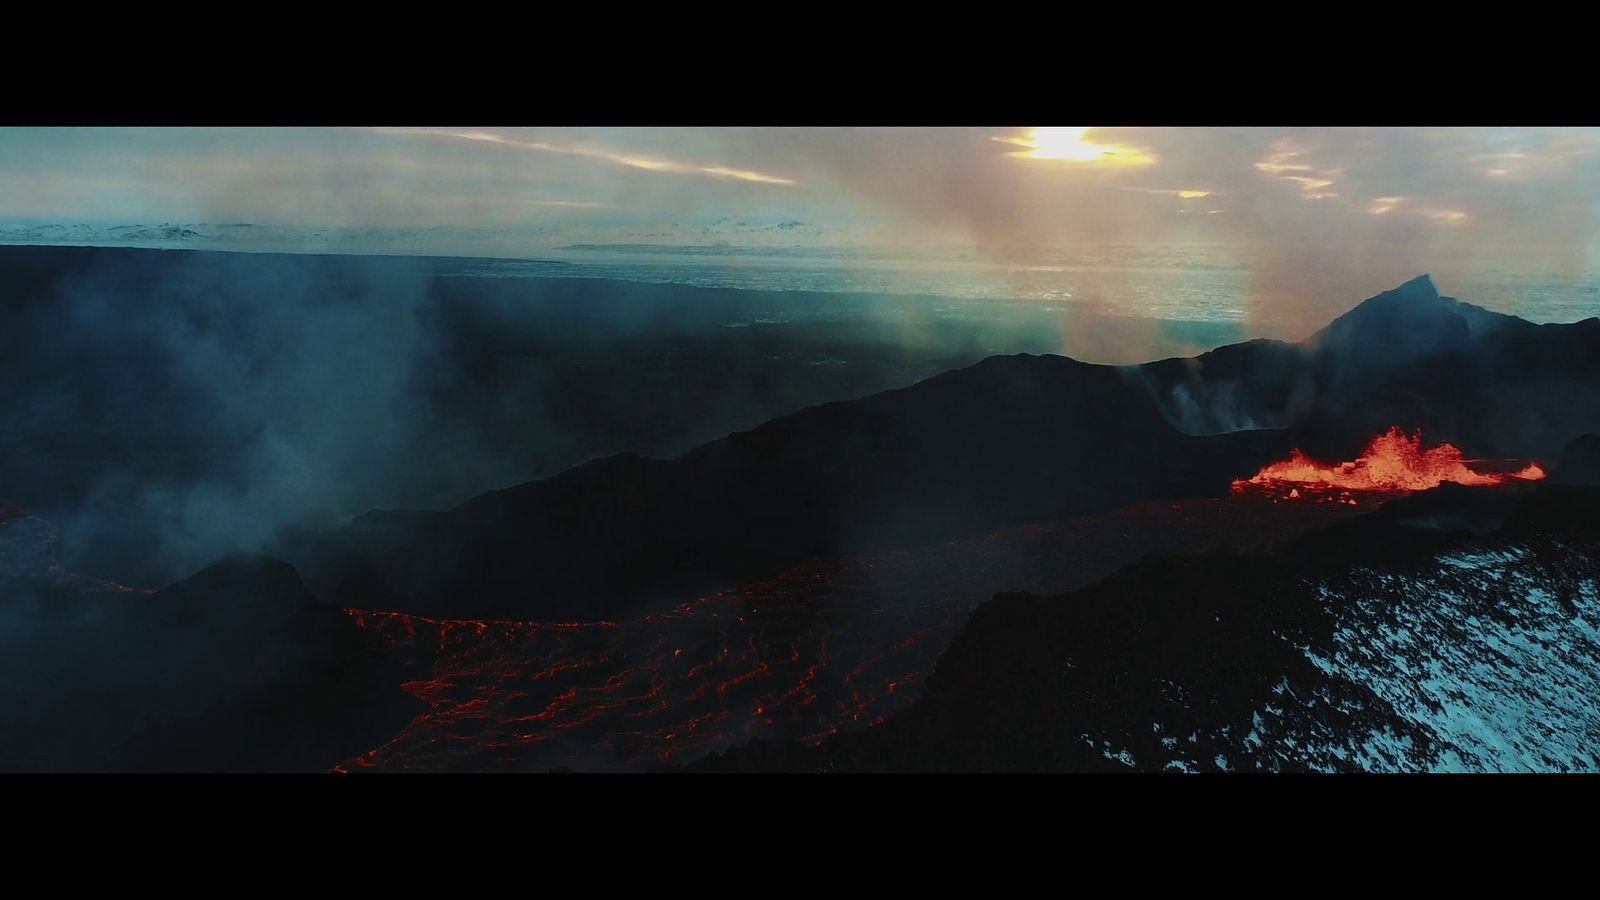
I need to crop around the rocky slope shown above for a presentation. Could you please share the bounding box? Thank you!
[689,483,1600,772]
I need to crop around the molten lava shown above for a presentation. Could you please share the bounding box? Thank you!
[1234,427,1546,497]
[331,494,1377,772]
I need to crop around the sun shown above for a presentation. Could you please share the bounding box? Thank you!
[994,127,1156,166]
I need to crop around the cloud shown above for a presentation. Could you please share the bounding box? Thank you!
[1254,138,1339,198]
[1124,187,1213,199]
[369,128,799,186]
[1363,196,1467,226]
[3,126,1598,286]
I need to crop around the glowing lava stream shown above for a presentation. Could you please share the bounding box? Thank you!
[1234,426,1546,497]
[333,493,1384,773]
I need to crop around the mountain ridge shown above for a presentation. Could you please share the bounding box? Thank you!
[280,277,1600,620]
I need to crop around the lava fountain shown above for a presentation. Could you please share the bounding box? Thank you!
[1234,426,1546,497]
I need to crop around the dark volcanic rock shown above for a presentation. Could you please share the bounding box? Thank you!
[287,357,1296,619]
[690,484,1600,773]
[1502,483,1600,539]
[289,277,1600,621]
[1137,275,1600,460]
[324,491,1378,773]
[0,553,416,772]
[1552,434,1600,486]
[690,555,1428,773]
[1281,481,1533,573]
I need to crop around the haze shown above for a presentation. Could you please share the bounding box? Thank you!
[4,126,1600,337]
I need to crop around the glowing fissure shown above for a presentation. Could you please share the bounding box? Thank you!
[332,495,1376,772]
[1234,427,1546,497]
[337,570,962,772]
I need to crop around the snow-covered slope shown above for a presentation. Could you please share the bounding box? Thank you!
[1302,538,1600,771]
[693,486,1600,773]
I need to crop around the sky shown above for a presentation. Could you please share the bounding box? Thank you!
[3,125,1599,288]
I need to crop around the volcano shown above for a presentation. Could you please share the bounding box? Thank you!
[332,491,1376,772]
[8,275,1600,773]
[282,275,1600,625]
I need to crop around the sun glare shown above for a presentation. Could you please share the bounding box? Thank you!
[995,127,1156,166]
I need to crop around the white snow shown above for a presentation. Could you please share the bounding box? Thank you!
[1304,539,1600,772]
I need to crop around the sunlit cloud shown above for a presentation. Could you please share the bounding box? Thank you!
[5,126,1597,277]
[1253,140,1315,175]
[1125,187,1213,199]
[1255,138,1339,198]
[1365,195,1466,225]
[1285,176,1335,193]
[370,127,799,186]
[1475,137,1600,180]
[1479,152,1529,178]
[993,127,1156,166]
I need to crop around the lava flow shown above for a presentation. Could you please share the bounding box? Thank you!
[1234,427,1546,500]
[334,492,1379,773]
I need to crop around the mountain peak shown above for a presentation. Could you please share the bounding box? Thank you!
[1397,273,1438,297]
[1306,275,1468,362]
[153,553,326,622]
[1302,274,1539,381]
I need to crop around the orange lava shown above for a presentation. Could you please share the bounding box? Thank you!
[332,494,1376,772]
[1234,427,1546,496]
